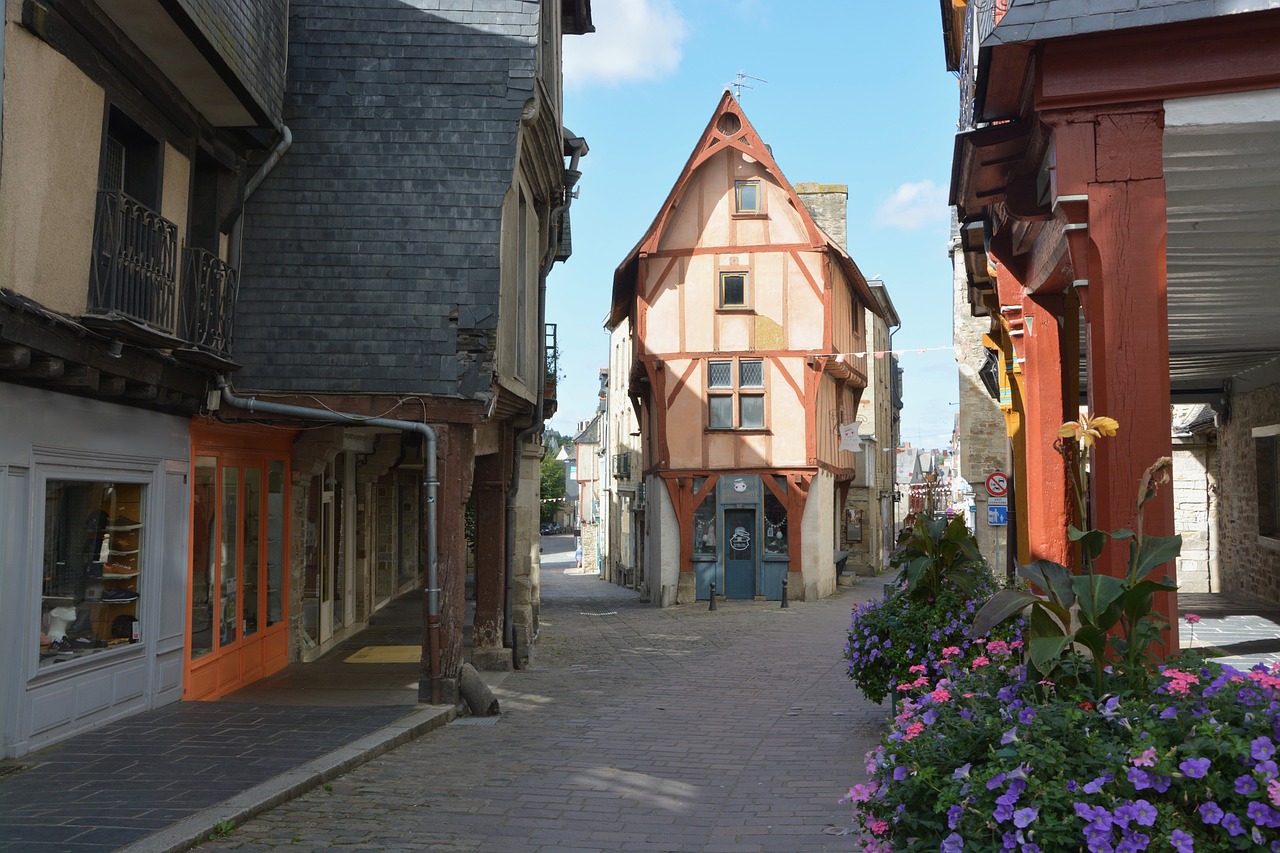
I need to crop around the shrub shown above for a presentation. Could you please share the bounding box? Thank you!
[846,650,1280,851]
[845,569,1017,705]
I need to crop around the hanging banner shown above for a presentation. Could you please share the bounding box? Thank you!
[838,423,863,453]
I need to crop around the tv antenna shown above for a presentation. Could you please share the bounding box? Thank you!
[728,71,768,100]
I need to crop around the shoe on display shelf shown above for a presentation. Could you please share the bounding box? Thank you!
[102,564,139,579]
[107,515,142,531]
[101,588,139,603]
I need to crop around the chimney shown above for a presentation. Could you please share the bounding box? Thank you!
[793,183,848,251]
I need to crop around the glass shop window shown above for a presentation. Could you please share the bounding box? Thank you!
[693,487,718,556]
[41,480,145,667]
[764,489,788,556]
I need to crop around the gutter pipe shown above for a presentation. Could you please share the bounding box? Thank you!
[502,130,588,661]
[215,124,452,702]
[214,379,444,702]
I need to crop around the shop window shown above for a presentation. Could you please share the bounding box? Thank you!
[734,180,760,214]
[707,358,765,430]
[764,489,787,556]
[191,458,216,659]
[1257,427,1280,538]
[41,480,145,667]
[693,483,718,556]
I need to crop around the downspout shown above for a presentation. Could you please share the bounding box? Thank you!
[216,124,450,703]
[228,125,292,275]
[503,130,587,661]
[213,378,444,702]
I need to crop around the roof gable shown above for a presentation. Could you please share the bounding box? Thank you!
[609,91,879,327]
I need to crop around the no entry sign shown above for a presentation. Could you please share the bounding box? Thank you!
[985,472,1009,498]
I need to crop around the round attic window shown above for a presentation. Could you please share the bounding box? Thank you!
[716,113,742,136]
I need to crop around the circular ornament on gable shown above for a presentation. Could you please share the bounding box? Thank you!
[716,113,742,136]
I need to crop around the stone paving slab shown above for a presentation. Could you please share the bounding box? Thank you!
[194,568,888,852]
[0,703,450,853]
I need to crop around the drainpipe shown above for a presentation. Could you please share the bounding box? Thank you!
[228,125,292,275]
[213,378,444,702]
[503,130,588,661]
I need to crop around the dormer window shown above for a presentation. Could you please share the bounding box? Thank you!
[734,180,760,214]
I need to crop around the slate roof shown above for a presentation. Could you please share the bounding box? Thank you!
[180,0,288,124]
[233,0,540,396]
[988,0,1279,45]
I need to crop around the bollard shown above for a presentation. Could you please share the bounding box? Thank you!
[709,581,717,611]
[781,577,789,608]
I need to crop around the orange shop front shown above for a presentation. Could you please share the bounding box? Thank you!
[186,423,296,700]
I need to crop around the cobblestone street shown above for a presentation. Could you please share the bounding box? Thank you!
[197,543,886,852]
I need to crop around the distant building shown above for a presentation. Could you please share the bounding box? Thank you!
[607,93,882,605]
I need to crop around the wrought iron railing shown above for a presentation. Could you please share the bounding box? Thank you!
[181,247,239,356]
[544,323,559,395]
[89,190,178,333]
[958,0,1012,129]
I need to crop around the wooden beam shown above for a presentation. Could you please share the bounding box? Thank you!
[16,356,65,380]
[0,344,31,370]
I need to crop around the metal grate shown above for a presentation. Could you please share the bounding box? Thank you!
[0,764,32,784]
[452,716,502,726]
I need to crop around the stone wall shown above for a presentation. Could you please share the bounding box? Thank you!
[1172,440,1217,593]
[1216,382,1280,604]
[951,227,1009,572]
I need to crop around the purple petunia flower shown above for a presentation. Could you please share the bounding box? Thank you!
[893,765,909,781]
[1127,768,1150,791]
[947,803,963,830]
[1259,759,1279,782]
[1180,757,1211,779]
[1223,812,1245,836]
[1237,774,1259,795]
[1170,829,1194,853]
[1085,775,1111,794]
[942,832,964,852]
[1013,806,1038,828]
[987,773,1008,790]
[1253,737,1276,761]
[1132,799,1157,827]
[1002,727,1019,745]
[1248,801,1280,829]
[1150,774,1172,794]
[1159,706,1178,719]
[953,763,971,780]
[1199,801,1223,825]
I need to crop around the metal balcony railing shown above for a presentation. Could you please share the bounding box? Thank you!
[958,0,1011,129]
[181,247,239,357]
[89,190,179,334]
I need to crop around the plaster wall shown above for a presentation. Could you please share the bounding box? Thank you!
[798,471,837,601]
[0,24,102,315]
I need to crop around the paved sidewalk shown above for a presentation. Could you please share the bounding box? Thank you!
[191,565,888,853]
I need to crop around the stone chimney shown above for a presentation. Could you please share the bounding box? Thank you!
[794,182,848,251]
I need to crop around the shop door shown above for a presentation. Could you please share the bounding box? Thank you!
[723,509,756,599]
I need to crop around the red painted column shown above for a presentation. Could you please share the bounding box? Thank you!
[1021,292,1072,567]
[1048,105,1178,654]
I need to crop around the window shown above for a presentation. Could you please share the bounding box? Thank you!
[41,481,145,667]
[693,481,718,556]
[734,180,761,214]
[1257,427,1280,538]
[708,358,766,430]
[719,272,748,309]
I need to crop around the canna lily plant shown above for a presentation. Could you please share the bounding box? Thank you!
[968,414,1182,698]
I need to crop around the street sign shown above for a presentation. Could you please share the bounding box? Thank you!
[985,472,1009,498]
[988,505,1008,526]
[988,496,1008,507]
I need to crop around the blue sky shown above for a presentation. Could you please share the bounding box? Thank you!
[548,0,960,449]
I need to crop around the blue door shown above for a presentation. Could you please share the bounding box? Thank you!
[723,509,756,599]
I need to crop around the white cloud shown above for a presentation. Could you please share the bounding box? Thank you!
[875,180,949,230]
[563,0,687,88]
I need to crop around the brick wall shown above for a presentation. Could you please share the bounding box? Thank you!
[1216,382,1280,604]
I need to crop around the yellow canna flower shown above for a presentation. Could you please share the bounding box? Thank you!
[1058,413,1119,449]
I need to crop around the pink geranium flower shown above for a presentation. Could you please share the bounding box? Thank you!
[971,656,990,669]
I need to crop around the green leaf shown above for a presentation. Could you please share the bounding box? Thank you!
[968,588,1040,638]
[1074,624,1109,661]
[1028,603,1072,674]
[1130,534,1183,583]
[1076,529,1109,562]
[1017,560,1076,609]
[1109,528,1136,541]
[1121,579,1179,627]
[1072,574,1127,630]
[903,555,931,595]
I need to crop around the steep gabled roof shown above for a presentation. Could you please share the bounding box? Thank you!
[608,91,880,328]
